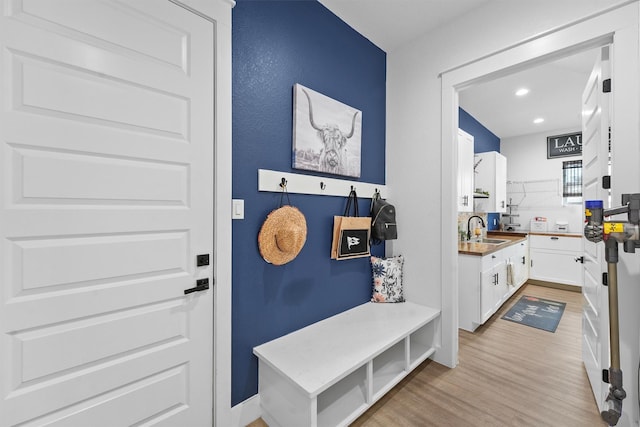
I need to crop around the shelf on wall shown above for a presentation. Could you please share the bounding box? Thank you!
[258,169,388,198]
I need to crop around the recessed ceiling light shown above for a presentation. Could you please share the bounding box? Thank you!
[515,88,529,96]
[533,118,545,124]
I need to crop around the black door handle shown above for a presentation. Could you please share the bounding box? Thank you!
[574,256,585,263]
[185,278,209,294]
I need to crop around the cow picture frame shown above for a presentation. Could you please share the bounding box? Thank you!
[292,83,362,178]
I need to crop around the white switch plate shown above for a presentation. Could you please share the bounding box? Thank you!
[232,199,244,220]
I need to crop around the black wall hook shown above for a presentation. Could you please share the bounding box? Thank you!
[320,182,326,190]
[279,178,287,188]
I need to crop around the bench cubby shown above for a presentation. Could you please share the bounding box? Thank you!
[253,301,441,427]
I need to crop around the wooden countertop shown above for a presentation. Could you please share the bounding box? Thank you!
[458,232,528,256]
[528,231,582,238]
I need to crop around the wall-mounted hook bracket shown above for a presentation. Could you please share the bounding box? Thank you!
[258,169,387,198]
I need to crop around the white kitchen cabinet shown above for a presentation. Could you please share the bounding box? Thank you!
[529,234,583,287]
[480,257,508,323]
[505,239,529,288]
[459,238,529,332]
[457,129,474,212]
[473,151,507,213]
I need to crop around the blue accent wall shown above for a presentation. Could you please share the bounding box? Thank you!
[232,0,386,406]
[459,108,500,153]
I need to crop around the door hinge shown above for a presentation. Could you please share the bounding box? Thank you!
[603,78,611,93]
[602,272,608,287]
[602,175,611,190]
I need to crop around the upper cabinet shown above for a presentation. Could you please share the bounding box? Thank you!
[457,129,474,212]
[474,151,507,213]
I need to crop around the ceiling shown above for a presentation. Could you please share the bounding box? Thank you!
[459,49,598,139]
[318,0,598,139]
[318,0,492,53]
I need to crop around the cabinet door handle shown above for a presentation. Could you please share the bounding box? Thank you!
[574,256,585,263]
[550,236,559,240]
[522,256,526,265]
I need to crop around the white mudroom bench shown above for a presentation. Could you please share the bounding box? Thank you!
[253,301,441,427]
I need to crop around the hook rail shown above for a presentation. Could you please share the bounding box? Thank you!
[258,169,388,198]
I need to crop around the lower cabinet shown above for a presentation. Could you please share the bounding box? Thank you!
[529,234,583,287]
[480,257,507,323]
[459,239,528,332]
[506,239,529,288]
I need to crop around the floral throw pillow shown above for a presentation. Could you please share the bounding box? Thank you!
[370,255,405,303]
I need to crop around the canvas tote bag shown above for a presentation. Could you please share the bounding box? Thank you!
[331,189,371,260]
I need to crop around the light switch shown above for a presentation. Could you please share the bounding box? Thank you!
[232,199,244,220]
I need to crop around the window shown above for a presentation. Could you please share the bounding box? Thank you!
[562,160,582,204]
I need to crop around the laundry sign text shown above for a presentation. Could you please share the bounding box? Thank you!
[547,132,582,159]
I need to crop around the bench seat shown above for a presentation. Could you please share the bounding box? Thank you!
[253,301,441,427]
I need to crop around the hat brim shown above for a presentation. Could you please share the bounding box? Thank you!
[258,206,307,265]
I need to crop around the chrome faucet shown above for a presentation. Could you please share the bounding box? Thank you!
[467,215,486,240]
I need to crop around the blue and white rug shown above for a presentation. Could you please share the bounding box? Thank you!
[501,295,566,333]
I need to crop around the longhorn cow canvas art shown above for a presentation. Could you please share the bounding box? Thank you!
[293,84,362,178]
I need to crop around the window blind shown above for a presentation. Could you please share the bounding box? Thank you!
[562,160,582,197]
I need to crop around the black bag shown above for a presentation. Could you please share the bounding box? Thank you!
[370,190,397,243]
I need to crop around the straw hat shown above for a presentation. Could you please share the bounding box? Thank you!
[258,205,307,265]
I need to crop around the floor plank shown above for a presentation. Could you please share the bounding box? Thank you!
[248,283,605,427]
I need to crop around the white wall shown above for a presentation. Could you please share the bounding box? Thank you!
[387,0,631,359]
[501,127,583,233]
[387,1,639,425]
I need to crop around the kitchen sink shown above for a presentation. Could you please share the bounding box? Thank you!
[471,238,509,245]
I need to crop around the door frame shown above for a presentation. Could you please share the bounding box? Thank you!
[171,1,234,426]
[440,2,639,416]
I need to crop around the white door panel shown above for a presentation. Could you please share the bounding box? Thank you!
[581,45,610,412]
[1,1,214,425]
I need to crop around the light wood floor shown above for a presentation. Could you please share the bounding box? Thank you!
[249,283,605,427]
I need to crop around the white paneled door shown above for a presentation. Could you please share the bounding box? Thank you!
[581,45,611,413]
[0,1,214,425]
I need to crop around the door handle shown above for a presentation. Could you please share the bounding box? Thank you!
[522,256,526,265]
[574,256,585,263]
[185,278,210,294]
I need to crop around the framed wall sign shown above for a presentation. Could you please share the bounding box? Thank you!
[547,132,582,159]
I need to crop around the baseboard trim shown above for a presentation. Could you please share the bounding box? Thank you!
[526,279,581,293]
[230,394,261,427]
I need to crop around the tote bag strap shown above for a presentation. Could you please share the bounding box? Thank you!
[343,189,359,217]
